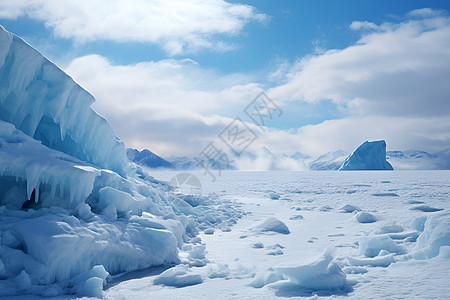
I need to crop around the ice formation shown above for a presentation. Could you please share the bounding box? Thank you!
[0,25,238,297]
[339,140,394,171]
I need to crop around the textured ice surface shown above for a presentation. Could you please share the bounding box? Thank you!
[0,26,128,175]
[340,140,393,170]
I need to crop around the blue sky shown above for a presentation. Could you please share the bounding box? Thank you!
[1,1,450,161]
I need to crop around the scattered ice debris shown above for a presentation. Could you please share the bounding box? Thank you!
[204,228,215,235]
[153,265,203,287]
[267,249,284,256]
[71,265,109,298]
[358,236,407,257]
[252,217,290,235]
[410,205,443,212]
[267,249,353,294]
[250,270,283,288]
[375,224,404,234]
[207,264,230,279]
[266,244,285,255]
[319,205,333,212]
[289,214,304,220]
[328,233,345,237]
[268,192,281,200]
[411,216,428,232]
[251,242,264,249]
[13,270,31,291]
[342,266,368,274]
[354,211,378,223]
[347,253,396,267]
[387,231,420,242]
[339,204,361,213]
[372,192,399,197]
[407,200,425,204]
[415,211,450,259]
[187,245,207,267]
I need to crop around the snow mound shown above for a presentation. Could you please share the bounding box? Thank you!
[153,265,202,287]
[252,217,290,234]
[353,211,378,223]
[339,204,361,213]
[410,205,443,212]
[268,249,353,294]
[339,140,393,171]
[415,211,450,259]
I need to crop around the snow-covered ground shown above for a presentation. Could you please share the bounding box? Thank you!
[101,170,450,299]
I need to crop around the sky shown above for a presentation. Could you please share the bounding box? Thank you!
[1,0,450,162]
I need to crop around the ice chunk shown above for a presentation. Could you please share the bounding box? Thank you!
[13,270,32,290]
[207,264,230,279]
[338,204,361,213]
[270,249,353,293]
[339,140,393,170]
[153,265,203,287]
[251,242,264,249]
[353,211,377,223]
[358,235,407,257]
[375,224,404,234]
[415,211,450,259]
[252,217,290,234]
[342,266,368,274]
[411,216,427,232]
[347,254,395,267]
[268,192,281,200]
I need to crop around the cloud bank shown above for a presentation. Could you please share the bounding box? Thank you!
[0,0,267,55]
[65,9,450,162]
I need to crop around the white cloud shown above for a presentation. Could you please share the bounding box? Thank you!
[408,8,443,18]
[350,21,379,31]
[65,54,263,156]
[0,0,267,55]
[65,9,450,161]
[269,12,450,118]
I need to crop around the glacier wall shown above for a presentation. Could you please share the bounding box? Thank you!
[0,26,128,176]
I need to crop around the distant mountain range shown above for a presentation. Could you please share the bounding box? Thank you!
[127,146,450,171]
[127,148,237,170]
[126,148,174,169]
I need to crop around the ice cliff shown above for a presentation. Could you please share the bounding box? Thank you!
[339,140,394,171]
[0,25,234,297]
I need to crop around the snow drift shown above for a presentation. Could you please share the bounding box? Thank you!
[339,140,393,171]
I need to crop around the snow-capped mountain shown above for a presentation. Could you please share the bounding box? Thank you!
[340,140,393,170]
[309,150,348,170]
[386,149,450,170]
[126,148,174,169]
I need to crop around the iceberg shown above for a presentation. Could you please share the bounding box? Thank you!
[339,140,393,171]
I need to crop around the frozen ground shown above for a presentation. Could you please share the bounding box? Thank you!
[101,170,450,300]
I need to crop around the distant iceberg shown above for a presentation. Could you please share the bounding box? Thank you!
[339,140,393,171]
